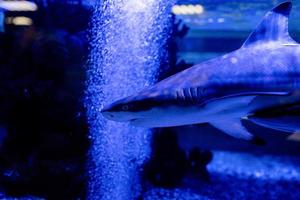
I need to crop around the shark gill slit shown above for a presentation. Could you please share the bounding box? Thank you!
[176,89,185,101]
[182,88,187,101]
[189,88,195,103]
[181,87,201,104]
[196,87,202,102]
[184,88,192,102]
[181,89,187,101]
[190,87,198,103]
[174,90,178,101]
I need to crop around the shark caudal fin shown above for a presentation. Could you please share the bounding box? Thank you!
[243,1,297,47]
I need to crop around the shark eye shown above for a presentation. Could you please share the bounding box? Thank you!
[122,105,129,111]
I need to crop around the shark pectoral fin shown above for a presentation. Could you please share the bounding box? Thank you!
[210,119,254,140]
[242,1,297,47]
[287,133,300,142]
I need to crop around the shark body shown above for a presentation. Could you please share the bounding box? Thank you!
[102,2,300,141]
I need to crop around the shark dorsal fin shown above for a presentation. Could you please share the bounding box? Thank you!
[243,1,297,47]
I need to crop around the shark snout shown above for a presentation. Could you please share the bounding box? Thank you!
[101,104,111,113]
[101,102,136,122]
[101,104,115,120]
[101,109,126,122]
[101,110,115,120]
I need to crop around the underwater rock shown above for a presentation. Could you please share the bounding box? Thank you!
[187,148,213,181]
[143,128,187,188]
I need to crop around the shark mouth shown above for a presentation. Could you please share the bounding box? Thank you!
[129,118,153,127]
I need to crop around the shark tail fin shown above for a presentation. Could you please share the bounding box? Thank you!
[242,1,297,47]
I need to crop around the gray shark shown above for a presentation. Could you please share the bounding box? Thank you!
[101,1,300,141]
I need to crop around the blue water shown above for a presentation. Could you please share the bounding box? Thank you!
[86,1,175,199]
[86,0,300,199]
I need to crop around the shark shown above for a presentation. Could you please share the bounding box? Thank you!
[101,1,300,141]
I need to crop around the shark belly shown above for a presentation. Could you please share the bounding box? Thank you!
[130,95,256,128]
[131,92,300,140]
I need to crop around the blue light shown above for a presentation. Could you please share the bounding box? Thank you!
[85,1,175,199]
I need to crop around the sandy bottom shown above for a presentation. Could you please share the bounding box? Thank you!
[144,151,300,200]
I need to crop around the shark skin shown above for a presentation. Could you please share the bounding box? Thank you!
[101,1,300,141]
